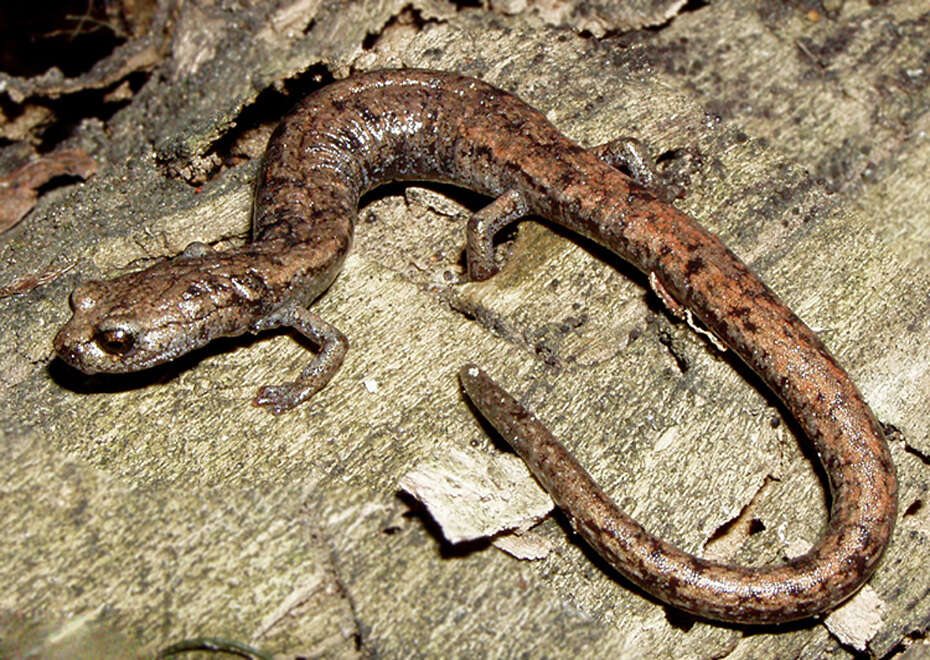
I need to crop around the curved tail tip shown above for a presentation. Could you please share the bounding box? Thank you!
[458,363,483,382]
[458,363,486,396]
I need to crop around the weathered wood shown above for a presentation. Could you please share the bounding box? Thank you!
[0,1,927,657]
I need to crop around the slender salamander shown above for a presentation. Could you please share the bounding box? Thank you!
[53,70,897,624]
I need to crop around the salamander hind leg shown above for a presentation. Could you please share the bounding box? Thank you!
[591,137,682,202]
[251,305,349,414]
[465,188,530,281]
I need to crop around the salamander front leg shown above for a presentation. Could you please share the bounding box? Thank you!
[252,305,349,414]
[591,137,682,201]
[465,188,530,281]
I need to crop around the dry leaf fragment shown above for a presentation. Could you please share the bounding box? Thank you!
[0,147,97,233]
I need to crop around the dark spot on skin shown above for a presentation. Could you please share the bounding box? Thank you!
[354,102,379,126]
[558,170,576,188]
[879,453,896,475]
[685,256,703,276]
[686,556,707,578]
[184,283,207,298]
[849,538,869,576]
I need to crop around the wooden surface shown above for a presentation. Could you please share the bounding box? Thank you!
[0,0,928,657]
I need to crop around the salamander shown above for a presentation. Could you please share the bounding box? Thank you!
[53,69,897,624]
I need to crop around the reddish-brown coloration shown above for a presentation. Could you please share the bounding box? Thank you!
[54,70,896,622]
[0,147,97,233]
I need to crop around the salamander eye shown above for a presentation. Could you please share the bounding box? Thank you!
[94,327,135,355]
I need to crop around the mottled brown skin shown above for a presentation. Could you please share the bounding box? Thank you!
[54,70,896,623]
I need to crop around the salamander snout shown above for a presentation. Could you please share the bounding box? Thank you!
[53,316,139,373]
[54,278,147,373]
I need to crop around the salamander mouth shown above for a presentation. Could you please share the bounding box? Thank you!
[53,327,130,374]
[53,327,83,369]
[53,337,107,373]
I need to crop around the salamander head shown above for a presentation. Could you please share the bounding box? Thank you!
[54,248,268,374]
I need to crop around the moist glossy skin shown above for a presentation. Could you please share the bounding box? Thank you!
[53,70,897,624]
